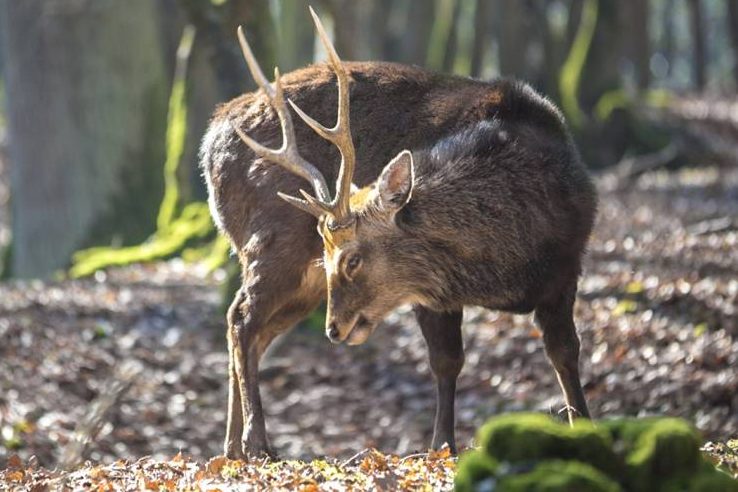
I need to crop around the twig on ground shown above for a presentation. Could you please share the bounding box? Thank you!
[614,141,682,183]
[688,216,737,236]
[58,360,142,470]
[400,452,429,463]
[341,448,373,467]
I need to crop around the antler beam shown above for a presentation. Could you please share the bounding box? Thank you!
[230,8,357,225]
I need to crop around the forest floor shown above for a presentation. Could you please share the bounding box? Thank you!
[1,160,737,489]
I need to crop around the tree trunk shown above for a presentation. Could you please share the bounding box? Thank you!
[623,0,650,89]
[1,0,168,278]
[530,0,559,97]
[177,0,277,202]
[278,0,314,70]
[687,0,706,90]
[399,0,435,66]
[470,0,490,77]
[663,0,676,77]
[579,0,623,111]
[442,0,462,72]
[369,0,395,60]
[728,0,738,85]
[229,0,276,70]
[319,0,359,60]
[497,0,530,77]
[566,0,584,49]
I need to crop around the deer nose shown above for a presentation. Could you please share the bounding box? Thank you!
[327,322,341,343]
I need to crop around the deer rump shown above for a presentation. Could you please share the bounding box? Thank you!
[201,61,596,315]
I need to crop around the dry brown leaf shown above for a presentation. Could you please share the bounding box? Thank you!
[6,470,25,482]
[7,454,23,469]
[96,480,115,492]
[206,455,228,474]
[428,446,452,461]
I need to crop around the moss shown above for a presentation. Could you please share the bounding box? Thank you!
[70,202,214,278]
[454,449,499,492]
[594,89,674,122]
[158,25,196,231]
[498,460,622,492]
[68,26,229,280]
[600,417,661,451]
[462,414,737,492]
[478,413,619,476]
[688,471,738,492]
[558,0,598,128]
[621,419,702,492]
[0,236,12,279]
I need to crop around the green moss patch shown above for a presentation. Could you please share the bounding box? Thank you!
[478,413,618,476]
[457,413,738,492]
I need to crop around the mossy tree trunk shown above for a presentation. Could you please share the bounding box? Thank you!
[1,0,168,278]
[622,0,650,90]
[495,0,531,78]
[469,0,490,78]
[579,1,623,112]
[278,0,315,71]
[727,0,738,85]
[398,0,436,66]
[687,0,707,90]
[662,0,676,77]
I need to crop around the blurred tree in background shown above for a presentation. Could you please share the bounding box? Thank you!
[0,0,735,279]
[1,0,168,277]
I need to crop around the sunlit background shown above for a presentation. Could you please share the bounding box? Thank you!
[0,0,735,277]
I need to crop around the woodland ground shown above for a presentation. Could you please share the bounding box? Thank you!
[0,148,737,488]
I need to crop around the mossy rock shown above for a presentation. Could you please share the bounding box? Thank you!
[478,413,619,476]
[610,418,702,492]
[687,471,738,492]
[461,414,737,492]
[497,460,622,492]
[455,450,499,492]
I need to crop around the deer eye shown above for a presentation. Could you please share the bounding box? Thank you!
[345,253,362,277]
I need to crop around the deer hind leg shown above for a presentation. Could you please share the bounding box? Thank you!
[225,289,246,459]
[225,252,323,459]
[414,306,464,453]
[535,283,591,424]
[225,286,282,459]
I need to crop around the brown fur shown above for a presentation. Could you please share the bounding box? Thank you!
[201,61,597,458]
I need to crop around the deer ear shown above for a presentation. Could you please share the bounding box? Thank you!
[378,150,414,210]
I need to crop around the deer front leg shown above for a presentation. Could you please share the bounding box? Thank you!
[226,288,278,458]
[226,284,287,459]
[535,283,591,424]
[414,306,464,453]
[225,248,324,459]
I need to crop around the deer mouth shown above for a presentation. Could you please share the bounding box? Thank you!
[346,314,373,346]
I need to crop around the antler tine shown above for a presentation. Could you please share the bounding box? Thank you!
[298,188,334,215]
[276,192,323,218]
[232,26,332,211]
[237,26,273,98]
[287,6,357,221]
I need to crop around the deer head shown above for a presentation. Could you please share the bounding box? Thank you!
[232,8,420,345]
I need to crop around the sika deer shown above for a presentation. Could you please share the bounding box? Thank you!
[200,8,597,459]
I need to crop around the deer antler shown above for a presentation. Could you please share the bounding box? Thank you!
[231,8,356,226]
[288,7,356,224]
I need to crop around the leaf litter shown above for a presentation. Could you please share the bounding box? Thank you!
[1,164,737,488]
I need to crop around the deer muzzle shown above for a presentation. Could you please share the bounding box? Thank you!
[326,313,374,346]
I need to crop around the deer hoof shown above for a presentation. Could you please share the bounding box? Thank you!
[225,440,246,460]
[242,439,275,461]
